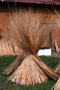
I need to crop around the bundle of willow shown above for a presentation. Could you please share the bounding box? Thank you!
[54,63,60,75]
[3,8,59,85]
[52,78,60,90]
[54,8,60,75]
[51,9,60,90]
[8,55,48,85]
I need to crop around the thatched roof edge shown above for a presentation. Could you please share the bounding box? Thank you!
[0,0,60,6]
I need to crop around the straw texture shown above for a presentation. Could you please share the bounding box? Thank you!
[52,78,60,90]
[8,55,48,85]
[54,63,60,75]
[3,7,59,85]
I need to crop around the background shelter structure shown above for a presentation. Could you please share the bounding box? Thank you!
[0,0,60,5]
[0,4,21,56]
[0,1,60,56]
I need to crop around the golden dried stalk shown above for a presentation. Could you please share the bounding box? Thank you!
[8,55,48,85]
[3,50,26,75]
[51,78,60,90]
[8,9,51,54]
[4,7,59,85]
[54,63,60,75]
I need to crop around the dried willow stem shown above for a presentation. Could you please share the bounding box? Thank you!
[8,55,48,85]
[51,78,60,90]
[3,8,59,85]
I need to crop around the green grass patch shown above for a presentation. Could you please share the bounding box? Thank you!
[0,56,60,90]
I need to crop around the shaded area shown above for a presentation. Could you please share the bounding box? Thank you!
[0,0,60,6]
